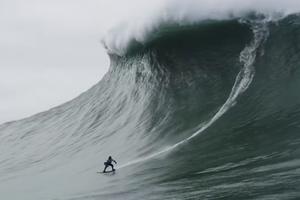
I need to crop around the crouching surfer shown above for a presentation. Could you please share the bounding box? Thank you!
[103,156,117,172]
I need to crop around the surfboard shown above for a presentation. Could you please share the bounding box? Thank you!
[97,170,116,174]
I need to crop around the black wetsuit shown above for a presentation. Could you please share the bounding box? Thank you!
[103,157,117,172]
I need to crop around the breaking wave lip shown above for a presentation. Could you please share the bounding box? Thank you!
[102,1,298,57]
[118,18,270,169]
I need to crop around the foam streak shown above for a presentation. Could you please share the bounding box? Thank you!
[119,19,269,169]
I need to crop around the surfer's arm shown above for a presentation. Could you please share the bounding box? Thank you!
[113,159,117,164]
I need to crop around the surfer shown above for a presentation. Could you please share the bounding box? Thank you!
[103,156,117,172]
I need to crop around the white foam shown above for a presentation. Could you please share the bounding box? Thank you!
[103,0,300,56]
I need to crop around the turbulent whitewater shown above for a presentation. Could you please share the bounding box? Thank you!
[1,13,300,200]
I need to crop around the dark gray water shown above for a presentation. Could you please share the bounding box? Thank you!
[1,14,300,200]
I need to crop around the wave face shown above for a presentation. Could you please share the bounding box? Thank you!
[1,14,300,200]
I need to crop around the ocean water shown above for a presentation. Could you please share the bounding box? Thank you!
[1,13,300,200]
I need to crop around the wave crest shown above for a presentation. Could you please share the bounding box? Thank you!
[102,0,300,56]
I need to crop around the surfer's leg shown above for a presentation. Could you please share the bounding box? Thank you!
[103,165,108,172]
[109,164,114,171]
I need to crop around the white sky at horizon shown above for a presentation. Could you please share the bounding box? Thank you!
[0,0,163,124]
[0,1,107,123]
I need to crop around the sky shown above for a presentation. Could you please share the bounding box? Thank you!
[1,0,299,124]
[0,0,163,124]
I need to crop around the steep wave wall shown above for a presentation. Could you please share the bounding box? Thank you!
[1,13,300,200]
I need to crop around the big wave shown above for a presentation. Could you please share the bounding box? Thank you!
[1,8,300,200]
